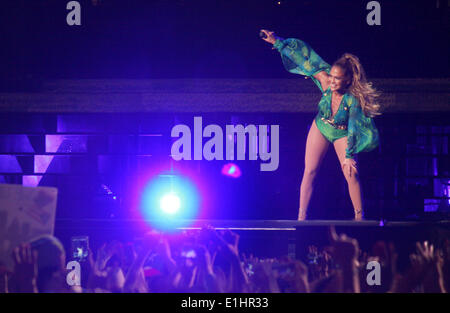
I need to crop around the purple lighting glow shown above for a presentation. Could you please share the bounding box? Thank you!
[45,135,65,153]
[221,163,241,178]
[23,175,43,187]
[446,180,450,205]
[34,155,55,173]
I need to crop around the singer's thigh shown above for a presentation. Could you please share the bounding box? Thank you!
[304,120,330,173]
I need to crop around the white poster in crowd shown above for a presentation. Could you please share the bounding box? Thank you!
[0,184,58,270]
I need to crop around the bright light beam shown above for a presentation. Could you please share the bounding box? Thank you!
[160,193,180,214]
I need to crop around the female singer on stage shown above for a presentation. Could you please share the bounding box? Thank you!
[261,30,381,220]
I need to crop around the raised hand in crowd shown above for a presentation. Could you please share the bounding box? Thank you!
[123,232,161,293]
[190,245,222,292]
[390,241,446,293]
[443,239,450,292]
[88,241,125,292]
[410,241,445,293]
[9,244,38,293]
[211,229,249,292]
[328,226,360,293]
[274,257,310,293]
[251,260,280,293]
[93,241,120,274]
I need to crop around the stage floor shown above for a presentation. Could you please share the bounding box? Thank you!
[55,218,450,230]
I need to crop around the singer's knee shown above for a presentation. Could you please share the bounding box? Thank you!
[303,167,319,180]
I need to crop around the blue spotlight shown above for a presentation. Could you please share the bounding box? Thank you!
[160,192,180,214]
[140,173,200,231]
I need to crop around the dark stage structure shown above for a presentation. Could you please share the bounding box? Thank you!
[0,79,449,223]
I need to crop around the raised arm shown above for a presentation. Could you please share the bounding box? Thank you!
[261,30,331,92]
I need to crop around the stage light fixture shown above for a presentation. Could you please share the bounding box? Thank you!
[140,172,200,231]
[160,192,181,215]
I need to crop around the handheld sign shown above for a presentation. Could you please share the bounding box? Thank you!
[0,184,58,270]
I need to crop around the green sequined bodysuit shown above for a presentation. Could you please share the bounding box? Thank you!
[273,38,379,159]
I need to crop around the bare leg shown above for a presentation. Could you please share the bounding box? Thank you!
[298,120,330,220]
[333,136,363,220]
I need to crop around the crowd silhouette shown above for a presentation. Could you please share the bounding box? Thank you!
[1,227,448,293]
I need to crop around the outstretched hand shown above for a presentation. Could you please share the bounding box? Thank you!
[95,242,118,272]
[410,241,444,276]
[260,29,278,45]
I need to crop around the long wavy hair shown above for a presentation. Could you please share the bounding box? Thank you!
[333,53,381,117]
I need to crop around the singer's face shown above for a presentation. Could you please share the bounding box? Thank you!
[329,66,349,93]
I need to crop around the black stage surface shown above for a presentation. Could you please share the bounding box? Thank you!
[54,218,450,229]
